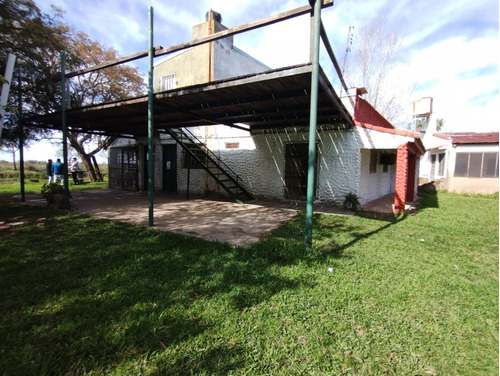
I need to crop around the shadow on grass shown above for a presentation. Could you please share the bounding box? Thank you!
[417,183,439,210]
[0,192,411,374]
[260,210,403,260]
[0,197,305,374]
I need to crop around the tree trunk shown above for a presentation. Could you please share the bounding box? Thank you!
[11,150,17,171]
[92,155,103,181]
[80,155,97,182]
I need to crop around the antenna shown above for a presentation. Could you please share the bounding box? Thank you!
[341,25,354,77]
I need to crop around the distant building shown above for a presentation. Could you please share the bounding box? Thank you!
[419,131,499,194]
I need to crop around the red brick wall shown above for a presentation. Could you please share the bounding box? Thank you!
[394,143,409,212]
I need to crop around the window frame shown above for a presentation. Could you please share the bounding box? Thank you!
[454,152,499,178]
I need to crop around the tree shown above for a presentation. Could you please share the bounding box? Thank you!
[65,32,146,182]
[1,0,71,115]
[1,2,146,179]
[344,17,415,128]
[0,112,32,168]
[415,117,445,132]
[0,0,71,160]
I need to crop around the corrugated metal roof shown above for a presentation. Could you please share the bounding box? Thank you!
[436,132,499,145]
[26,64,353,138]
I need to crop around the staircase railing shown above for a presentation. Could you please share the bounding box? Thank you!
[165,127,253,203]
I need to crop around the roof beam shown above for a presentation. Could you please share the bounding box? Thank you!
[60,1,333,79]
[155,0,333,59]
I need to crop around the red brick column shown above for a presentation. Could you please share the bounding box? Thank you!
[394,143,409,212]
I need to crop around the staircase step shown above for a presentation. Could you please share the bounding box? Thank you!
[165,127,253,202]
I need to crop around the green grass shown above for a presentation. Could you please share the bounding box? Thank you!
[0,178,109,195]
[0,190,498,375]
[0,160,108,190]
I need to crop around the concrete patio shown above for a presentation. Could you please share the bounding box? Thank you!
[24,189,404,246]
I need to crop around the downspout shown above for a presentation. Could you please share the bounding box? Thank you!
[305,0,322,250]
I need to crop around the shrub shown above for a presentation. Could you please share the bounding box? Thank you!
[40,183,64,203]
[343,192,361,212]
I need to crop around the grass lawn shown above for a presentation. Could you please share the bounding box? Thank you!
[0,178,109,195]
[0,189,498,375]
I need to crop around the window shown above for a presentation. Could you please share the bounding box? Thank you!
[454,152,499,178]
[437,153,445,176]
[483,153,499,177]
[431,153,445,178]
[160,73,176,91]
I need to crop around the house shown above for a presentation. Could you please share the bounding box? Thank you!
[27,3,424,213]
[419,130,499,194]
[109,10,424,212]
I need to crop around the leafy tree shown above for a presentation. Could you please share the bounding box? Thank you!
[1,1,146,180]
[415,117,445,132]
[65,32,146,182]
[0,0,71,114]
[0,0,70,162]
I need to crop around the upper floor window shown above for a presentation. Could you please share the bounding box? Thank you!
[454,152,499,178]
[160,73,176,91]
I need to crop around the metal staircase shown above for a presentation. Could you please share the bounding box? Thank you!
[165,127,253,204]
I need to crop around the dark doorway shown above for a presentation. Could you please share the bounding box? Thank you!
[162,144,177,192]
[285,143,316,199]
[109,147,138,191]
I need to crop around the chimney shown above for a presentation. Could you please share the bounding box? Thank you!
[205,10,222,23]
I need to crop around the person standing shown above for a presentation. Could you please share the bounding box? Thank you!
[70,157,80,185]
[52,158,64,184]
[46,159,53,184]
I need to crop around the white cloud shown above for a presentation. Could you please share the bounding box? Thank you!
[407,35,499,131]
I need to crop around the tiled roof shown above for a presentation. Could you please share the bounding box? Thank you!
[434,132,499,145]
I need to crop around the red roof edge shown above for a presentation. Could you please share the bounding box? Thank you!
[353,96,424,155]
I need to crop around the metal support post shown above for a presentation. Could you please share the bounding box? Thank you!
[147,6,155,226]
[18,67,25,202]
[61,52,70,209]
[305,0,322,249]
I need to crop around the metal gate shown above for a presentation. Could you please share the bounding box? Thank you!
[109,147,138,191]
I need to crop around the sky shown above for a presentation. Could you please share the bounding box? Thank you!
[3,0,498,161]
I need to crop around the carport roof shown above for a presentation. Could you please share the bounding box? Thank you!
[26,63,352,138]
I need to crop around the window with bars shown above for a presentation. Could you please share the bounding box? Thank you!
[160,73,176,91]
[454,152,499,178]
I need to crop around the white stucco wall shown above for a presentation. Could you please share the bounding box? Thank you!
[358,149,396,204]
[177,125,362,205]
[213,41,269,80]
[112,124,424,205]
[355,127,416,204]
